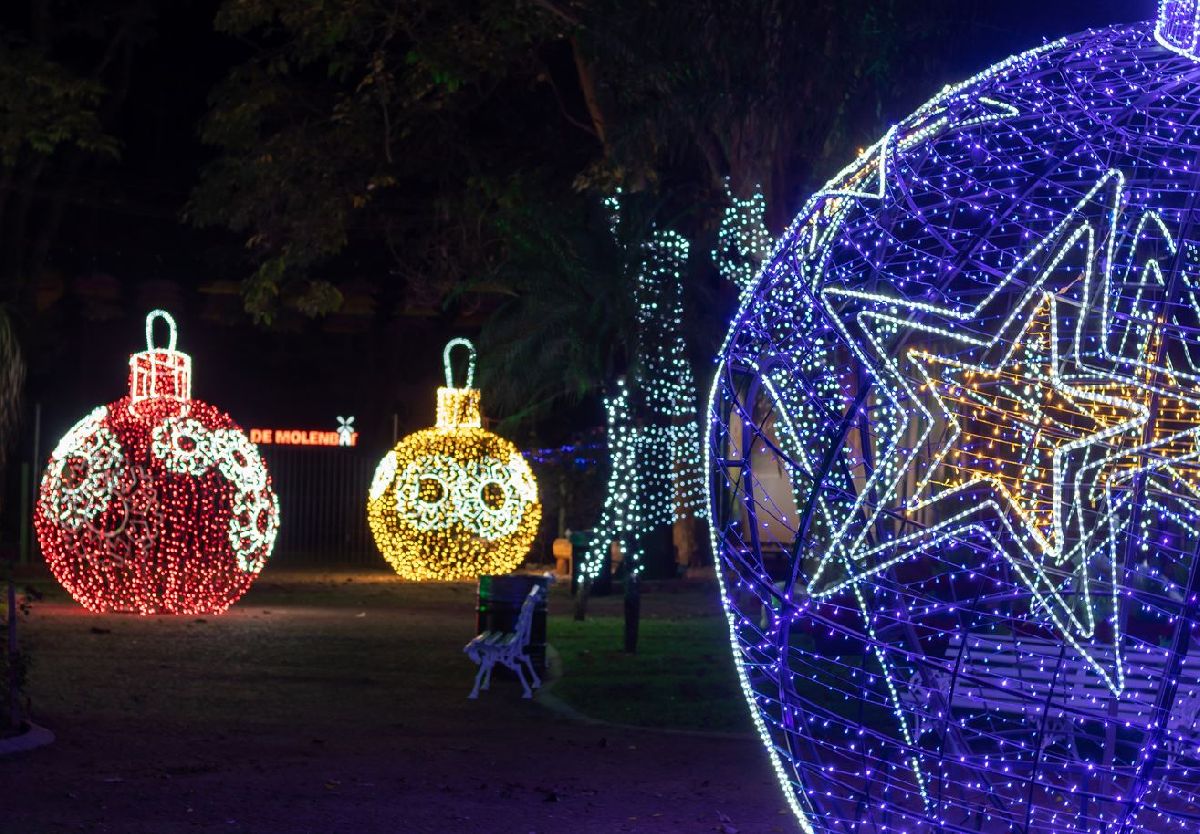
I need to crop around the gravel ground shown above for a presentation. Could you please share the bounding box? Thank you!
[0,572,796,834]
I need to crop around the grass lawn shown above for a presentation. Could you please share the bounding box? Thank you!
[15,568,754,735]
[1,568,793,834]
[546,585,753,734]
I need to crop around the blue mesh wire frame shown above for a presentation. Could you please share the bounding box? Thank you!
[708,5,1200,833]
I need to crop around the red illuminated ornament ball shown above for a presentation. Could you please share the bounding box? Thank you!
[34,311,280,615]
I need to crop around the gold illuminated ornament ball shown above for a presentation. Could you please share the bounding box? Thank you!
[367,339,542,581]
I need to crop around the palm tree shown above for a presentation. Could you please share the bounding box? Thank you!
[0,310,23,466]
[475,187,636,427]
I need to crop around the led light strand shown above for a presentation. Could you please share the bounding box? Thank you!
[707,9,1200,833]
[36,311,279,615]
[713,179,773,292]
[582,379,644,580]
[582,193,707,580]
[635,226,707,530]
[368,338,541,581]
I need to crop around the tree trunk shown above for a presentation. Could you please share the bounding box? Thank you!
[7,156,47,289]
[557,473,567,537]
[573,576,590,622]
[7,574,18,731]
[0,166,15,251]
[569,36,609,154]
[623,568,640,653]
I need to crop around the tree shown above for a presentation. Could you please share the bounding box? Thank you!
[190,0,574,321]
[462,177,634,426]
[0,1,155,302]
[193,0,963,651]
[542,2,958,636]
[0,308,24,733]
[193,0,958,388]
[0,0,160,734]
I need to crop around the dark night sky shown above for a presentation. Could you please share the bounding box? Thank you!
[13,0,1150,467]
[21,0,444,456]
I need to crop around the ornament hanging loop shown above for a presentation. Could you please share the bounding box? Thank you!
[443,338,476,390]
[145,309,179,353]
[130,308,192,414]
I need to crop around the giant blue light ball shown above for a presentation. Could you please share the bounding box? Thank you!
[709,5,1200,832]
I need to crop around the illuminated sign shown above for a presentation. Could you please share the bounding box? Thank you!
[251,417,358,448]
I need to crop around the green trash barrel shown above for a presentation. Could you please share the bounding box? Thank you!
[476,574,549,673]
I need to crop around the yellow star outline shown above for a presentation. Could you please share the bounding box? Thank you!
[774,165,1146,815]
[908,293,1147,558]
[805,291,1148,695]
[812,170,1128,599]
[1077,326,1200,502]
[1066,211,1200,503]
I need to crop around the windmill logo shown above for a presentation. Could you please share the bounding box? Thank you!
[336,416,357,447]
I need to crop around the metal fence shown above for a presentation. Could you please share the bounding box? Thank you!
[259,445,383,567]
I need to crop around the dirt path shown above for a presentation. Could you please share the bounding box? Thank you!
[0,576,795,834]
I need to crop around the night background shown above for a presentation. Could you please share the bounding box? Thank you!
[0,2,1172,833]
[0,0,1135,451]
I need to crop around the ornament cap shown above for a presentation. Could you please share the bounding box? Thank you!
[436,337,481,428]
[436,386,481,429]
[129,309,191,414]
[1157,0,1200,60]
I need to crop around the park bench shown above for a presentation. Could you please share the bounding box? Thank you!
[902,633,1200,766]
[464,584,544,699]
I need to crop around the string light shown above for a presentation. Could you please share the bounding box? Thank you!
[582,379,643,580]
[583,194,706,580]
[713,179,773,292]
[367,338,541,581]
[523,438,603,467]
[634,226,707,530]
[35,310,280,615]
[708,5,1200,832]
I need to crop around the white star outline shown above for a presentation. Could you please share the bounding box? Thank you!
[710,91,1040,579]
[803,168,1200,689]
[899,293,1148,659]
[705,91,1045,813]
[770,167,1200,813]
[823,96,1022,204]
